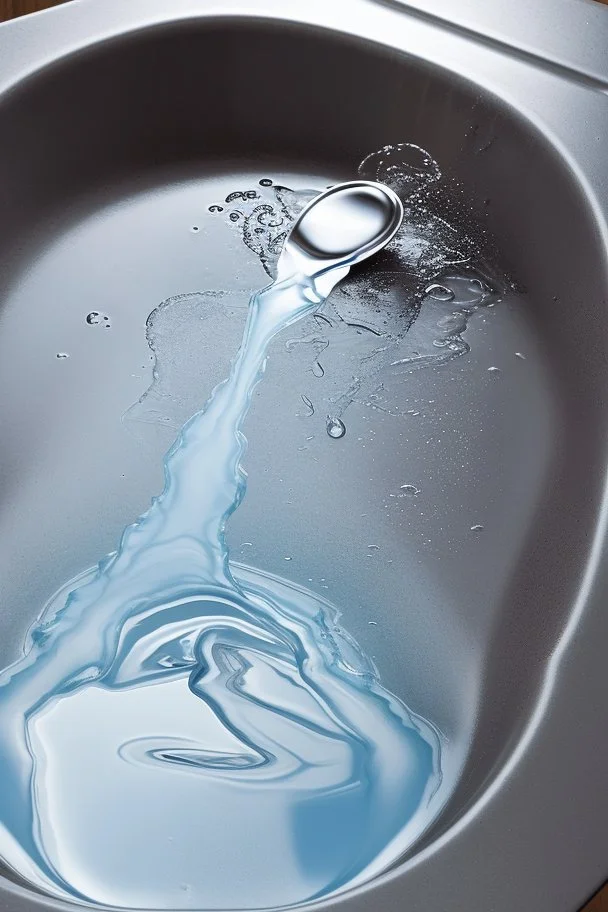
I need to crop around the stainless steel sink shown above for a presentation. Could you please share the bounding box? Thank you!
[0,1,607,910]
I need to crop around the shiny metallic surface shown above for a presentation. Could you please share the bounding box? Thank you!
[285,181,403,264]
[0,1,607,911]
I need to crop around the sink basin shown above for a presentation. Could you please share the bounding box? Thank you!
[0,1,607,910]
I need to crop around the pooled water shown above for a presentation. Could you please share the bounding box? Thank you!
[0,219,442,908]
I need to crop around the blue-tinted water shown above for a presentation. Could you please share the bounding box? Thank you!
[0,267,441,908]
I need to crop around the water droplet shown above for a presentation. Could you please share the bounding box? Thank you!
[470,524,484,533]
[400,485,420,496]
[311,360,325,378]
[229,212,240,222]
[259,178,273,187]
[208,205,223,213]
[425,283,454,302]
[86,311,111,327]
[56,352,69,359]
[368,621,378,626]
[515,352,526,360]
[300,394,314,418]
[487,366,501,376]
[326,416,346,439]
[367,544,380,550]
[284,556,292,561]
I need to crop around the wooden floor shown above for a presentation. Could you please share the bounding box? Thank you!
[0,0,606,909]
[588,887,608,912]
[0,0,62,15]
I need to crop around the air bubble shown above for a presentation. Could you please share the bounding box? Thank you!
[259,178,273,187]
[56,352,69,359]
[400,485,420,496]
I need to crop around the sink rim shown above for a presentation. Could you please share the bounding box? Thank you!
[0,2,607,911]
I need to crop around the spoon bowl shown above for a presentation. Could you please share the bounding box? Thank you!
[277,180,403,284]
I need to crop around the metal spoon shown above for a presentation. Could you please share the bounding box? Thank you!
[276,179,403,296]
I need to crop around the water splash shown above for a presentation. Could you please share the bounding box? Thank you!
[0,252,442,910]
[194,142,507,428]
